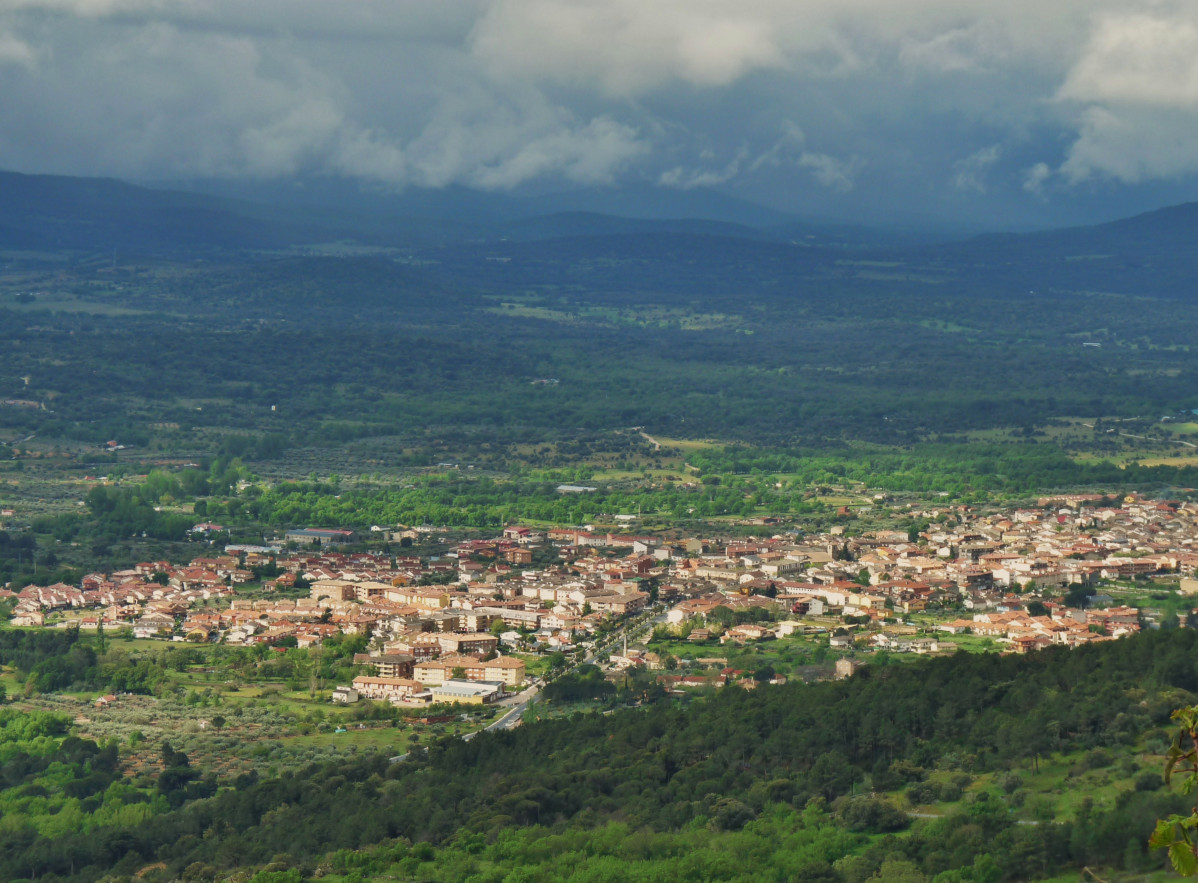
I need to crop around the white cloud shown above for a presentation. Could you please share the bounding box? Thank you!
[952,144,1002,193]
[898,22,1008,73]
[1058,13,1198,108]
[659,147,749,190]
[0,0,163,13]
[1023,161,1052,196]
[470,0,788,96]
[661,124,860,192]
[797,152,861,192]
[0,5,647,189]
[329,129,408,183]
[757,124,861,191]
[381,89,648,190]
[462,116,647,189]
[1054,11,1198,183]
[0,29,35,65]
[1060,105,1198,183]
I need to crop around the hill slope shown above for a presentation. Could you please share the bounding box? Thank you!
[2,629,1196,881]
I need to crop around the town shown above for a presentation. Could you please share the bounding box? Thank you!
[6,491,1197,708]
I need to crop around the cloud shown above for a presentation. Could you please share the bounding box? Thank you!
[1023,161,1052,197]
[898,22,1008,73]
[660,123,860,192]
[952,144,1002,193]
[1054,11,1198,183]
[328,129,408,184]
[470,0,788,96]
[415,111,648,190]
[1058,13,1198,108]
[2,0,1198,220]
[0,5,647,189]
[1059,105,1198,184]
[0,29,35,65]
[797,152,861,192]
[659,147,749,190]
[0,0,167,14]
[755,124,861,191]
[468,0,1092,94]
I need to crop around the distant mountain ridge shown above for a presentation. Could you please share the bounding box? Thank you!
[0,170,341,253]
[0,169,926,253]
[498,211,774,242]
[930,199,1198,299]
[2,169,1198,299]
[163,175,801,228]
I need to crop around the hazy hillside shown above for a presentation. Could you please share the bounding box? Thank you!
[937,201,1198,299]
[4,170,1198,303]
[0,171,308,253]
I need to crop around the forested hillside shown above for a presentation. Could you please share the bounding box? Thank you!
[5,175,1198,483]
[3,629,1197,881]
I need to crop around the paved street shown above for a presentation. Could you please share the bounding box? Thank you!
[398,600,675,756]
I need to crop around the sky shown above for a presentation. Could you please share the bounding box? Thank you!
[2,0,1198,228]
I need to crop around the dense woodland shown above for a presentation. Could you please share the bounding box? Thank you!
[4,174,1198,460]
[0,629,1196,880]
[6,231,1198,456]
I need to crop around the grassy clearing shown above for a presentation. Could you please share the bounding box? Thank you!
[814,495,864,506]
[488,300,743,331]
[8,296,150,316]
[917,319,979,334]
[1135,455,1198,467]
[649,436,722,453]
[487,303,576,322]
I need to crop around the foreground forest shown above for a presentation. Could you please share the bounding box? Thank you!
[2,628,1198,881]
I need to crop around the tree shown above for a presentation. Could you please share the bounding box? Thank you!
[752,664,775,683]
[1151,704,1198,875]
[864,858,928,883]
[160,740,189,769]
[1065,584,1096,609]
[707,606,736,628]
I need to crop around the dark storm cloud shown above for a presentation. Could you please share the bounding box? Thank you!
[2,0,1197,223]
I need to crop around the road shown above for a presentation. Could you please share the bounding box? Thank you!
[464,682,542,740]
[565,601,671,671]
[909,811,1041,826]
[1082,422,1198,449]
[392,599,675,760]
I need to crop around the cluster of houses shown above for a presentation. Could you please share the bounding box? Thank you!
[341,644,526,707]
[631,495,1198,653]
[4,559,241,633]
[6,492,1198,702]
